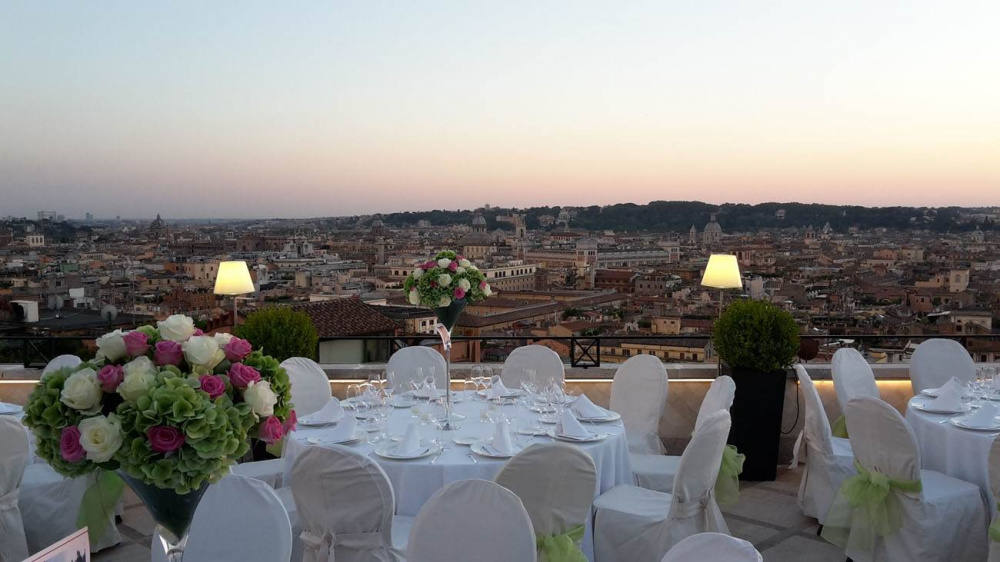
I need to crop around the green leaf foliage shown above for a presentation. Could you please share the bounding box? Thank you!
[712,299,800,373]
[236,307,318,362]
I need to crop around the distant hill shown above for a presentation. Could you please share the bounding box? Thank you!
[375,201,995,234]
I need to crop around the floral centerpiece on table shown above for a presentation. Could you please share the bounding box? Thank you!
[22,314,294,558]
[403,250,492,329]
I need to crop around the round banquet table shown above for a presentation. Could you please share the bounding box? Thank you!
[285,392,633,561]
[905,394,998,515]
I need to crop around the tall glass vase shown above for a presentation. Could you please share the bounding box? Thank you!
[118,472,209,562]
[433,299,467,431]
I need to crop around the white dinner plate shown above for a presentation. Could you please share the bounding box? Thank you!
[920,388,971,399]
[391,396,416,408]
[305,429,367,446]
[471,441,518,459]
[478,389,525,399]
[546,429,609,443]
[409,388,447,400]
[538,413,559,424]
[949,416,1000,432]
[451,435,481,446]
[575,411,621,423]
[515,426,547,436]
[374,441,440,460]
[911,402,969,415]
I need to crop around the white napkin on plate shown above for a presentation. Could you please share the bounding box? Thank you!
[928,384,965,412]
[299,398,344,425]
[397,421,422,456]
[490,379,510,399]
[965,403,998,428]
[571,394,608,419]
[556,409,592,440]
[937,377,969,397]
[493,419,515,455]
[325,415,357,442]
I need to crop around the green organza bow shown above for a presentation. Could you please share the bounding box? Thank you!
[821,460,922,552]
[77,469,124,542]
[536,524,586,562]
[832,414,850,439]
[990,504,1000,542]
[715,444,745,506]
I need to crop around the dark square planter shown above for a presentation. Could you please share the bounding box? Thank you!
[724,365,788,481]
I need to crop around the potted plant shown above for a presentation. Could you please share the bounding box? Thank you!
[712,299,799,481]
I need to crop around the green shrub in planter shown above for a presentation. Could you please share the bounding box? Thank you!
[712,299,799,373]
[237,307,318,362]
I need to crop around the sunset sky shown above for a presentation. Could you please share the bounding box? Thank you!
[1,1,998,219]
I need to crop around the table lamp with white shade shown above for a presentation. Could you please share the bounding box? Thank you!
[701,254,743,317]
[214,261,255,326]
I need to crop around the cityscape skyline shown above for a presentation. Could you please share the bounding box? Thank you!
[2,1,998,218]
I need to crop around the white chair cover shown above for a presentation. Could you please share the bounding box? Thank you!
[385,347,448,392]
[291,445,403,562]
[790,365,854,524]
[910,338,976,394]
[501,345,565,390]
[281,357,333,417]
[989,437,1000,562]
[231,457,286,489]
[610,355,668,454]
[594,410,731,562]
[0,416,29,561]
[42,354,82,375]
[661,532,762,562]
[19,463,121,553]
[495,443,597,560]
[152,474,292,562]
[834,396,987,562]
[632,376,734,493]
[831,348,879,418]
[407,479,537,562]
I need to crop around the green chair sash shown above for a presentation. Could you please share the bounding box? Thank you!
[77,469,124,542]
[715,444,745,506]
[821,460,922,552]
[832,414,850,439]
[536,524,587,562]
[990,504,1000,542]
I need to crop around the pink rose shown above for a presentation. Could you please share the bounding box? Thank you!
[422,260,436,270]
[453,287,466,300]
[199,374,226,400]
[123,331,150,357]
[154,340,183,366]
[259,416,285,444]
[448,261,458,272]
[193,328,204,336]
[456,255,465,261]
[224,337,253,362]
[97,364,125,392]
[479,280,487,289]
[147,426,185,454]
[283,410,298,433]
[228,363,261,389]
[430,281,438,288]
[60,426,86,463]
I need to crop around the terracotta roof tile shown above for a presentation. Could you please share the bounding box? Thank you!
[293,297,400,337]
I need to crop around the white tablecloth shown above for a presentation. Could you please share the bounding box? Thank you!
[286,392,633,561]
[906,395,998,514]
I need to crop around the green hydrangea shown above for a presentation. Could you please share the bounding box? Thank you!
[403,250,492,308]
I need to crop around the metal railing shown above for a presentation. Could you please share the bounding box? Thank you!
[1,333,997,370]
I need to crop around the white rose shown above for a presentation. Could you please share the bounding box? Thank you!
[78,414,123,463]
[124,356,157,379]
[60,368,103,411]
[182,336,223,369]
[157,314,196,342]
[438,296,452,307]
[244,380,277,417]
[438,274,452,287]
[483,283,493,297]
[469,265,479,272]
[408,290,421,305]
[459,259,471,268]
[95,330,127,362]
[455,266,466,275]
[437,258,452,268]
[213,332,234,348]
[412,268,424,279]
[117,368,156,402]
[458,279,471,291]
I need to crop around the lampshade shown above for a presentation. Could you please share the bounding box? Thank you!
[214,261,255,296]
[701,254,742,289]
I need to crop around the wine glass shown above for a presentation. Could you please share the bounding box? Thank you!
[345,383,361,410]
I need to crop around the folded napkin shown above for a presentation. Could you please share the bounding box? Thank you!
[966,403,998,427]
[571,394,608,419]
[299,398,344,425]
[928,385,965,412]
[325,415,357,442]
[556,409,592,440]
[490,379,511,399]
[938,377,969,397]
[493,419,515,455]
[397,421,422,456]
